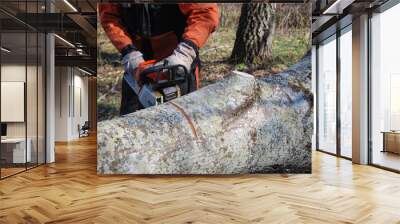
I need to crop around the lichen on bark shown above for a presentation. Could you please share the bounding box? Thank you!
[97,53,312,174]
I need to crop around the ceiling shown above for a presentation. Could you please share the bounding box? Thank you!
[312,0,390,43]
[0,0,97,73]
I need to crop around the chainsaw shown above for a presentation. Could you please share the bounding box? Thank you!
[123,60,198,108]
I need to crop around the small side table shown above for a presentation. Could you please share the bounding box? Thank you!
[381,131,400,154]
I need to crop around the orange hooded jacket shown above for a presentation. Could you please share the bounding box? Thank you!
[99,3,219,60]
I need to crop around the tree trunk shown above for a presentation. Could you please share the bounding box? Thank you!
[231,3,276,66]
[97,53,312,174]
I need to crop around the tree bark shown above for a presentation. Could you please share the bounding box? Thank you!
[231,3,276,66]
[97,53,312,174]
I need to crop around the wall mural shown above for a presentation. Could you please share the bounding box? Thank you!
[97,3,312,174]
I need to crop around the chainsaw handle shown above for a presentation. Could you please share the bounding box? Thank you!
[139,63,189,83]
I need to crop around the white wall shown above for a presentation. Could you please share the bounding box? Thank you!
[54,67,89,141]
[1,62,46,164]
[55,66,69,141]
[1,64,26,139]
[73,73,89,136]
[1,64,39,137]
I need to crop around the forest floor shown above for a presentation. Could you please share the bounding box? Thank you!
[97,9,310,121]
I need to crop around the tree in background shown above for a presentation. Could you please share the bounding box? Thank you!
[231,3,276,66]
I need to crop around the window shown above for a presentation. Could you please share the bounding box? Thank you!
[317,35,337,154]
[370,3,400,171]
[339,27,352,158]
[0,1,46,179]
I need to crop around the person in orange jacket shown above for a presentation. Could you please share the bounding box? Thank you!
[99,3,219,115]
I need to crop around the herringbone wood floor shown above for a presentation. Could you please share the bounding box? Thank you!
[1,135,400,224]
